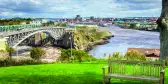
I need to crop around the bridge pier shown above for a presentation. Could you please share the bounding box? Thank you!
[35,32,42,46]
[53,32,75,49]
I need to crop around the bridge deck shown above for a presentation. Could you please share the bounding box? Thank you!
[0,27,65,37]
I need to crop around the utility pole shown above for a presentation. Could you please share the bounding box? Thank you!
[70,33,72,61]
[16,34,19,61]
[70,24,76,62]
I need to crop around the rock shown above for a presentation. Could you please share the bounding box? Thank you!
[42,47,61,62]
[0,52,9,60]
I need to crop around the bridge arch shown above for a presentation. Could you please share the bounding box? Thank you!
[12,29,64,48]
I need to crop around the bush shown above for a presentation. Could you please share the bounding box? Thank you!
[0,58,43,67]
[61,49,95,62]
[59,23,67,27]
[60,49,71,61]
[5,44,15,58]
[124,51,146,61]
[129,23,137,28]
[30,47,45,60]
[108,52,123,60]
[165,58,168,66]
[0,50,6,53]
[74,50,92,62]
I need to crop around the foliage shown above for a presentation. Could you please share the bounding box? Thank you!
[0,58,42,67]
[75,15,82,21]
[165,58,168,66]
[61,49,94,62]
[0,50,6,53]
[0,18,32,25]
[108,52,123,60]
[42,21,54,26]
[129,23,137,28]
[30,47,45,60]
[90,16,94,20]
[74,26,112,50]
[5,44,15,58]
[60,49,71,61]
[124,51,146,61]
[55,23,67,27]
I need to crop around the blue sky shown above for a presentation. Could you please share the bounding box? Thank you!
[0,0,162,18]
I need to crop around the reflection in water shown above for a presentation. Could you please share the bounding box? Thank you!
[89,26,160,58]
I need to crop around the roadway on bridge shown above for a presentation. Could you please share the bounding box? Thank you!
[0,27,65,37]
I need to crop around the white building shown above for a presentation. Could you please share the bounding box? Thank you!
[41,19,47,23]
[30,20,42,25]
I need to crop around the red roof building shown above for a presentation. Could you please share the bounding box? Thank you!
[127,48,160,58]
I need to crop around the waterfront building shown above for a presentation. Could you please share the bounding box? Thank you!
[127,48,160,60]
[30,19,42,25]
[41,19,47,23]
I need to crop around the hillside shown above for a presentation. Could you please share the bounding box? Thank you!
[74,26,112,51]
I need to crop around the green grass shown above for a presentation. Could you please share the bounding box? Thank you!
[0,63,167,84]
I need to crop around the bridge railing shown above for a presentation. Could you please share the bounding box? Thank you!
[0,24,42,32]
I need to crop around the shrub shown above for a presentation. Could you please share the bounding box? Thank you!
[129,23,137,28]
[0,50,6,53]
[5,44,15,58]
[60,49,71,61]
[30,47,45,60]
[74,50,92,62]
[165,58,168,66]
[124,51,146,61]
[61,49,95,62]
[59,23,67,27]
[0,58,43,67]
[108,52,123,60]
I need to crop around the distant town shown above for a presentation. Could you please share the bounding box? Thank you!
[0,15,159,32]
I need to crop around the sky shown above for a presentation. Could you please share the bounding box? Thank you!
[0,0,162,18]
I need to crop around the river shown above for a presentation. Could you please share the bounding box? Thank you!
[89,26,160,58]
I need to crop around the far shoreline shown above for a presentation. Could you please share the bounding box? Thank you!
[115,25,159,33]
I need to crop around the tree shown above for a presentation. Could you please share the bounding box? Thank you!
[75,15,82,21]
[30,47,45,60]
[129,23,137,29]
[90,16,94,20]
[5,44,15,59]
[157,0,168,61]
[61,49,93,62]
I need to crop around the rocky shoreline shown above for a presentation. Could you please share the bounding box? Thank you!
[85,35,114,51]
[117,25,159,32]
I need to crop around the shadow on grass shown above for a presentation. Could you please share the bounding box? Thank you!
[0,72,166,84]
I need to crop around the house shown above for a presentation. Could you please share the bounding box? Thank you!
[30,20,41,25]
[20,22,26,25]
[41,19,47,23]
[127,48,160,60]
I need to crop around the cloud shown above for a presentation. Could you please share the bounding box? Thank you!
[0,0,162,18]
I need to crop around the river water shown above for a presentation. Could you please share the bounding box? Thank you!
[89,26,160,58]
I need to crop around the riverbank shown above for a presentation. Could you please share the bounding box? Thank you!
[74,26,113,51]
[116,25,159,32]
[89,26,160,58]
[85,35,113,51]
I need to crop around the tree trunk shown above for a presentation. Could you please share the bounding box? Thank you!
[157,0,168,61]
[9,52,12,59]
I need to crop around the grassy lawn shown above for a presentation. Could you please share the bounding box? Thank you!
[0,63,167,84]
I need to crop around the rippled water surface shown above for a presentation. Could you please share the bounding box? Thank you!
[89,26,160,58]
